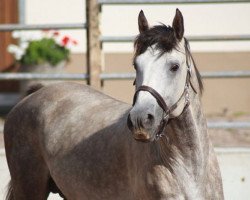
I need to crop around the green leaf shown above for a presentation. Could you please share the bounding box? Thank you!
[20,38,69,66]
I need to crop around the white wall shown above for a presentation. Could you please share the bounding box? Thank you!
[24,0,86,53]
[24,0,250,53]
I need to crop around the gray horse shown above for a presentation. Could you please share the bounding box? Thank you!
[4,9,224,200]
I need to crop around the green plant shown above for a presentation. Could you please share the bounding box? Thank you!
[8,31,77,66]
[20,38,70,66]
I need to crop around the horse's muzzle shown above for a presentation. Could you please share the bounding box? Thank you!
[127,113,154,142]
[133,131,152,143]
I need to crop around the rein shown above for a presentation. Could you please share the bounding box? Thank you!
[132,50,197,139]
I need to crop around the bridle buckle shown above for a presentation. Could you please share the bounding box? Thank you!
[163,113,169,121]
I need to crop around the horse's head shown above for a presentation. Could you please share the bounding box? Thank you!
[127,9,202,142]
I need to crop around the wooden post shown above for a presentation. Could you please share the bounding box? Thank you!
[86,0,102,89]
[0,0,20,92]
[0,0,18,71]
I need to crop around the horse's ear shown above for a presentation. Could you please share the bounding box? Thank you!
[138,10,149,33]
[172,8,184,40]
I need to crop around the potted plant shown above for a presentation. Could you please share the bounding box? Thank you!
[7,30,77,94]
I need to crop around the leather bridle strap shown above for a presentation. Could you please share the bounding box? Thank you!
[132,84,189,139]
[133,85,169,114]
[133,67,193,116]
[133,84,188,118]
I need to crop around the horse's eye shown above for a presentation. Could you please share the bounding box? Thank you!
[170,64,180,72]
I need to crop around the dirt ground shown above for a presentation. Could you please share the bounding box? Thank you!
[0,114,250,149]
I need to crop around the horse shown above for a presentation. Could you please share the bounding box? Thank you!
[4,9,224,200]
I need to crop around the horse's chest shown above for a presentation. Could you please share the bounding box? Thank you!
[139,165,202,200]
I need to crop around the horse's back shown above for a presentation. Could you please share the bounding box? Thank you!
[6,82,130,154]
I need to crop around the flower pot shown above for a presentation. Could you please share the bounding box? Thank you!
[19,61,66,95]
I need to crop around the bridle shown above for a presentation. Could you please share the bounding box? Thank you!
[132,47,197,140]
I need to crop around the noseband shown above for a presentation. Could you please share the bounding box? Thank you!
[132,58,197,140]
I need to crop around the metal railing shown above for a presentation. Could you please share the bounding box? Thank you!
[208,121,250,129]
[101,35,250,43]
[0,23,86,32]
[98,0,250,5]
[1,70,250,81]
[100,71,250,80]
[0,73,88,81]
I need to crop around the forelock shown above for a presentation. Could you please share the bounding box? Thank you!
[134,24,178,58]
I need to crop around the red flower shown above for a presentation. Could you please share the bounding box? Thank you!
[61,36,70,46]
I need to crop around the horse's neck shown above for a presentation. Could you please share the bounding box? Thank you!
[159,92,209,180]
[144,93,208,198]
[127,94,209,198]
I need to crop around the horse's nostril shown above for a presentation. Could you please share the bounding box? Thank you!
[147,114,154,122]
[127,112,155,130]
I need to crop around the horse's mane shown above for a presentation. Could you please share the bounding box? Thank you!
[184,38,204,94]
[133,24,203,94]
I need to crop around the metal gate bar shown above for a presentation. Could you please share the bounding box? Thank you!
[0,73,88,80]
[1,71,250,80]
[98,0,250,5]
[101,35,250,43]
[208,122,250,129]
[100,71,250,80]
[0,23,86,32]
